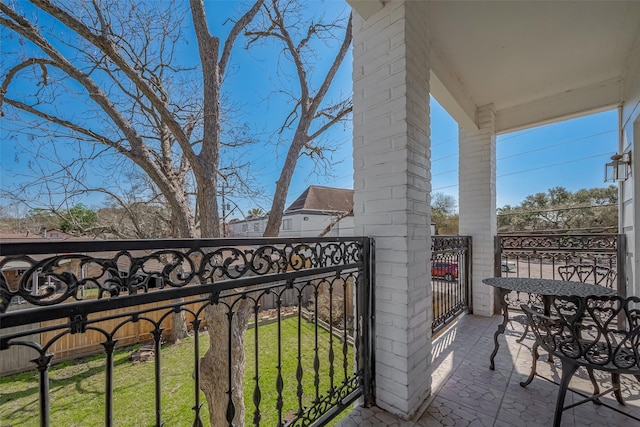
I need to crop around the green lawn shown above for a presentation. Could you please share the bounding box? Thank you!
[0,318,354,426]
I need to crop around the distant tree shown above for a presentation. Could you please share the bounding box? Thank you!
[431,192,458,234]
[497,186,618,232]
[27,208,57,228]
[58,204,97,233]
[569,186,618,229]
[432,193,456,215]
[497,205,529,231]
[247,207,265,218]
[96,204,170,239]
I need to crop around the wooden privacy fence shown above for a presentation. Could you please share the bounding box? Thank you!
[1,296,197,374]
[1,280,355,375]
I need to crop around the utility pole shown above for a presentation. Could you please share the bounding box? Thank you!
[219,174,236,237]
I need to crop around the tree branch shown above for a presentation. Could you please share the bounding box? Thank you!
[27,0,194,161]
[309,14,351,113]
[219,0,265,77]
[317,209,352,237]
[1,4,147,154]
[307,104,352,141]
[0,57,56,115]
[3,98,126,152]
[270,0,310,108]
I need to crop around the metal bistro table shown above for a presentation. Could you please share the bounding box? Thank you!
[482,277,617,370]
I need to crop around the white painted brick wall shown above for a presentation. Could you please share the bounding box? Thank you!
[353,0,432,418]
[459,104,497,316]
[621,37,640,299]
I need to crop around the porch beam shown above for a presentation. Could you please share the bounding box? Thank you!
[430,57,479,133]
[347,0,386,20]
[495,78,623,133]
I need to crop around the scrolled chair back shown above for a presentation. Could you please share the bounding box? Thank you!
[521,294,640,427]
[557,264,617,288]
[523,295,640,373]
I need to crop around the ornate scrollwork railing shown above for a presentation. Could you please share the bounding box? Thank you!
[500,234,618,251]
[496,233,626,311]
[431,236,472,332]
[0,237,375,427]
[0,239,364,312]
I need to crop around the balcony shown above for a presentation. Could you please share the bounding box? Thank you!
[1,235,636,426]
[338,313,640,426]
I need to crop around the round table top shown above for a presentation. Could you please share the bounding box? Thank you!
[482,277,617,297]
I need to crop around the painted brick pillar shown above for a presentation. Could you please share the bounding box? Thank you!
[459,105,497,316]
[352,1,432,418]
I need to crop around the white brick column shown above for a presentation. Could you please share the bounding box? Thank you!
[459,105,497,316]
[352,1,432,418]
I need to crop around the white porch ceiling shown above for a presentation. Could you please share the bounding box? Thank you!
[348,1,640,133]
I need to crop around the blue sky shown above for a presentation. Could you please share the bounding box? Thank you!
[0,0,618,220]
[430,102,617,211]
[209,0,618,217]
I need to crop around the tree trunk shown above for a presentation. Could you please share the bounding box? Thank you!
[200,297,251,426]
[194,168,220,238]
[163,246,191,344]
[263,130,308,237]
[189,1,264,422]
[169,307,188,344]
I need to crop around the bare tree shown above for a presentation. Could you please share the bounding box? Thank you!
[1,1,353,423]
[1,0,263,424]
[245,0,353,237]
[0,0,268,238]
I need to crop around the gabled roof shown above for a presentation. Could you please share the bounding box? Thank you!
[285,186,353,213]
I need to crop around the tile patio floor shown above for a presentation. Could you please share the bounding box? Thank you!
[336,314,640,426]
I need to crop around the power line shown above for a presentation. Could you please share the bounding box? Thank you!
[495,117,598,143]
[432,152,458,162]
[432,129,614,164]
[432,169,457,177]
[497,130,615,161]
[497,203,616,216]
[497,126,546,143]
[497,152,610,178]
[433,184,458,191]
[431,136,457,148]
[434,151,611,189]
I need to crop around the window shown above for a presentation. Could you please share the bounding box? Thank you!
[242,224,248,232]
[282,219,292,231]
[253,222,260,232]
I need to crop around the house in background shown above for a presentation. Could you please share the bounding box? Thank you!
[228,185,354,238]
[0,229,87,295]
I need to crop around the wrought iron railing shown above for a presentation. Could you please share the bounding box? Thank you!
[431,236,472,333]
[495,233,626,310]
[0,237,375,427]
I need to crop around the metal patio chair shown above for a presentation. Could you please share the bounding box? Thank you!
[520,295,640,427]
